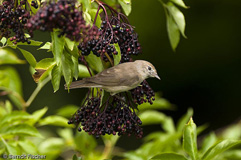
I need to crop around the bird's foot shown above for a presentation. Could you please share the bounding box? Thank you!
[113,94,126,103]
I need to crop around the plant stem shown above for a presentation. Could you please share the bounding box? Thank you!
[102,135,119,159]
[102,141,113,159]
[95,0,109,22]
[81,55,93,77]
[104,52,114,66]
[25,76,51,108]
[93,5,101,25]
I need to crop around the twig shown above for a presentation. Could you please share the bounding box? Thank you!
[25,76,51,108]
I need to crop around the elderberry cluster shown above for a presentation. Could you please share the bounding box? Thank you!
[0,0,34,44]
[78,15,141,63]
[111,23,141,62]
[78,23,118,62]
[26,0,87,41]
[68,96,143,138]
[131,80,155,105]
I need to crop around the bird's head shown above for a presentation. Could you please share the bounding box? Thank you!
[135,60,161,80]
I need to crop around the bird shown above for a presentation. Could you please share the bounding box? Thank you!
[65,60,160,95]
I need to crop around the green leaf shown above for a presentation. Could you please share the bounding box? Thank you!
[79,0,91,10]
[51,31,65,65]
[3,141,21,155]
[200,132,217,154]
[170,0,188,8]
[166,11,180,51]
[83,11,92,25]
[18,48,37,68]
[138,97,174,111]
[69,44,79,58]
[0,66,23,108]
[123,152,146,160]
[30,107,48,125]
[72,55,79,80]
[202,140,241,160]
[57,128,73,142]
[33,58,56,82]
[7,39,42,48]
[0,111,31,127]
[38,115,74,127]
[65,37,75,51]
[72,154,82,160]
[38,42,51,50]
[28,0,40,14]
[183,118,198,160]
[5,100,13,114]
[123,0,131,3]
[85,52,104,73]
[221,150,241,160]
[56,105,79,118]
[177,108,193,132]
[150,153,188,160]
[1,37,7,45]
[162,117,176,133]
[89,9,102,28]
[51,65,62,92]
[2,124,42,138]
[222,123,241,139]
[197,124,208,135]
[18,39,42,46]
[103,0,116,6]
[138,110,166,126]
[61,50,74,88]
[102,134,120,145]
[0,107,8,118]
[0,48,25,65]
[0,147,5,155]
[0,66,22,95]
[166,2,186,38]
[24,33,31,38]
[74,131,97,154]
[18,140,38,154]
[35,58,56,70]
[78,64,92,78]
[38,137,65,159]
[113,43,121,65]
[118,0,132,16]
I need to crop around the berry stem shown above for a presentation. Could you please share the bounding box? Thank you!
[104,52,114,66]
[101,2,118,14]
[95,0,109,22]
[79,51,93,77]
[25,0,33,13]
[14,0,18,10]
[93,5,101,25]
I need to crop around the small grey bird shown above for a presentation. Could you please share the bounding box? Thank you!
[65,60,160,95]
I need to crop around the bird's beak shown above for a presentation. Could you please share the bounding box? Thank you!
[155,74,161,80]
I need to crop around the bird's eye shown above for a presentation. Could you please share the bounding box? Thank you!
[148,66,152,71]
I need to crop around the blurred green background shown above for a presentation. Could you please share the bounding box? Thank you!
[15,0,241,149]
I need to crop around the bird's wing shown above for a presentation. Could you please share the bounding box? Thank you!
[84,63,141,86]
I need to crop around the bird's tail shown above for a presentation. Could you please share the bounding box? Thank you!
[64,80,86,90]
[64,80,101,90]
